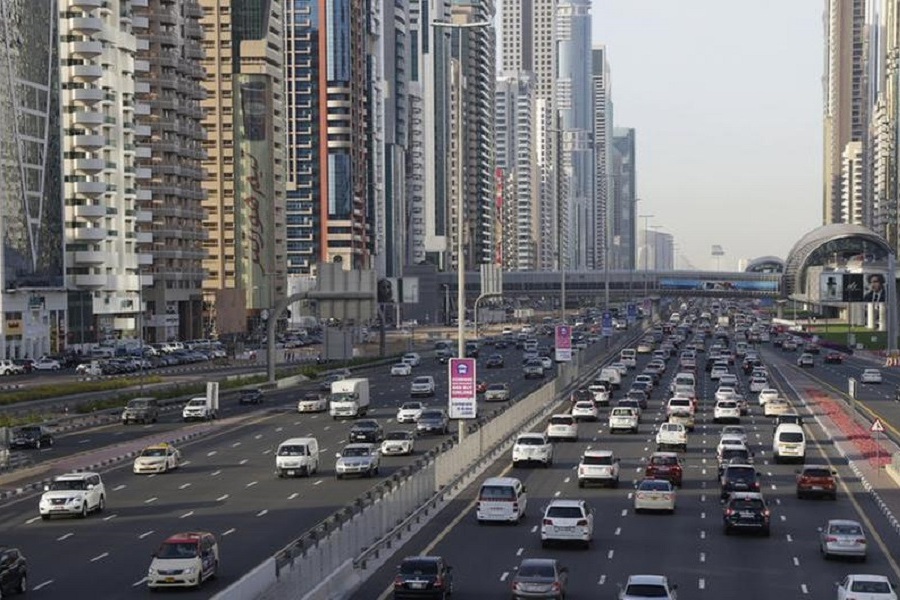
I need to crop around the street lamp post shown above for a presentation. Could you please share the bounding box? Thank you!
[638,214,654,300]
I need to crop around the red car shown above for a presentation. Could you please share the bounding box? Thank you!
[644,452,683,487]
[796,465,837,500]
[476,381,488,394]
[823,352,843,365]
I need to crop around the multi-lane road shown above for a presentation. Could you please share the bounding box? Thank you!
[0,331,628,598]
[353,336,900,599]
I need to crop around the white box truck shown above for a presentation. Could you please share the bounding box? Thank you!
[329,378,370,419]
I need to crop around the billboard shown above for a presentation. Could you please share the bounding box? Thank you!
[601,311,613,337]
[627,303,637,324]
[820,272,886,303]
[448,358,477,419]
[555,325,572,362]
[658,279,779,292]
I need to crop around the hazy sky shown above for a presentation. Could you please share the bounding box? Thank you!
[592,0,823,270]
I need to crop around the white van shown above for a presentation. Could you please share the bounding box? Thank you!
[275,437,320,477]
[669,372,696,394]
[476,477,527,523]
[772,424,806,463]
[620,349,637,369]
[599,367,622,390]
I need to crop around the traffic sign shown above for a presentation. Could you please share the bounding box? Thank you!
[448,358,477,420]
[871,419,885,433]
[601,311,613,337]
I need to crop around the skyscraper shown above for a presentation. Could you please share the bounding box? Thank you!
[611,127,636,270]
[591,45,613,271]
[61,0,146,345]
[133,0,208,343]
[841,140,864,224]
[0,0,66,358]
[199,0,286,335]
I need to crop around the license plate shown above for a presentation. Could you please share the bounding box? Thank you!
[166,577,175,583]
[410,582,426,589]
[740,511,754,518]
[556,526,575,532]
[287,470,296,476]
[811,486,822,490]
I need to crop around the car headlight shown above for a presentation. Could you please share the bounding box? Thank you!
[183,567,196,575]
[148,567,157,576]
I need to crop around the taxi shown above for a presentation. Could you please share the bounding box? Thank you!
[147,531,219,589]
[133,443,182,474]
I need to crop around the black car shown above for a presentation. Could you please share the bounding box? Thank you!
[239,388,264,405]
[0,546,27,596]
[10,425,54,450]
[349,419,384,443]
[720,464,761,499]
[392,555,453,600]
[435,348,453,364]
[485,354,505,368]
[723,492,771,536]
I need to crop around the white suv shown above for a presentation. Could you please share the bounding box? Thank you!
[409,376,435,397]
[39,472,106,519]
[577,449,620,487]
[540,499,594,549]
[656,422,688,452]
[511,432,553,468]
[609,407,639,434]
[714,399,741,423]
[546,414,578,442]
[0,360,23,376]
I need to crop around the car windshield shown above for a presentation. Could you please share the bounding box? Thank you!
[574,402,594,410]
[400,403,422,410]
[156,542,199,559]
[341,447,371,457]
[851,581,892,593]
[722,449,749,461]
[278,445,307,456]
[488,384,506,391]
[385,432,411,441]
[303,393,323,400]
[188,399,205,407]
[420,411,443,420]
[140,448,167,458]
[393,363,408,369]
[480,485,515,500]
[639,480,671,491]
[779,432,804,443]
[651,456,678,466]
[625,584,669,597]
[413,377,431,384]
[14,427,39,436]
[354,422,378,430]
[516,436,546,446]
[718,402,737,409]
[128,400,149,409]
[803,468,831,478]
[830,523,863,535]
[546,506,584,519]
[611,408,634,416]
[399,560,438,576]
[517,563,555,578]
[550,416,574,425]
[727,467,756,481]
[582,455,612,465]
[49,480,87,491]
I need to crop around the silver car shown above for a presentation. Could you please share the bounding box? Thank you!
[819,518,867,560]
[416,409,450,435]
[334,443,380,479]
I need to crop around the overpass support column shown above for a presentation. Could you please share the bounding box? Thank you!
[867,303,876,330]
[651,298,661,322]
[776,303,784,320]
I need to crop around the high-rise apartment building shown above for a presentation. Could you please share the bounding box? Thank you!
[611,127,636,270]
[638,229,674,271]
[199,0,286,335]
[0,0,67,358]
[61,0,147,345]
[841,140,864,224]
[556,0,592,270]
[495,73,538,270]
[133,0,208,343]
[823,0,867,225]
[591,45,612,271]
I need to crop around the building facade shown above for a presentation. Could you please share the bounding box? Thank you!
[638,229,674,272]
[0,0,67,358]
[133,0,208,343]
[610,127,636,270]
[199,0,286,335]
[591,45,612,271]
[841,140,865,224]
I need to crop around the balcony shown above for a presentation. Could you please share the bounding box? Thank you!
[68,0,102,9]
[134,125,151,137]
[134,103,150,116]
[68,17,103,35]
[131,0,148,6]
[136,232,153,244]
[69,64,103,83]
[138,253,154,266]
[71,87,105,105]
[73,273,107,288]
[72,110,104,127]
[134,81,150,94]
[73,181,108,196]
[136,146,151,159]
[135,168,151,180]
[134,59,149,73]
[72,134,106,149]
[74,158,105,174]
[69,40,103,58]
[133,16,149,29]
[73,204,107,219]
[72,227,108,242]
[135,210,152,223]
[137,189,151,201]
[73,250,109,265]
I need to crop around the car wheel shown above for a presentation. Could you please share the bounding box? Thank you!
[34,440,41,450]
[17,573,27,593]
[97,495,105,513]
[541,539,549,549]
[41,514,50,521]
[80,503,88,518]
[578,480,585,488]
[612,478,619,489]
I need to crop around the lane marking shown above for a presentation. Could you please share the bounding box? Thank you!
[786,534,793,542]
[240,459,249,465]
[207,451,217,457]
[223,528,236,536]
[607,550,614,559]
[217,494,229,502]
[139,530,154,539]
[144,497,158,504]
[530,526,538,533]
[256,509,268,517]
[132,577,148,587]
[699,552,706,563]
[700,530,706,539]
[801,584,809,594]
[181,460,192,466]
[33,580,53,591]
[516,547,524,556]
[25,516,41,525]
[255,434,263,440]
[598,575,606,585]
[288,492,299,500]
[232,442,242,448]
[179,483,192,490]
[56,533,73,541]
[621,509,627,517]
[247,481,258,488]
[90,552,109,562]
[699,578,706,590]
[793,557,800,566]
[113,484,126,491]
[103,514,117,521]
[180,511,194,519]
[210,470,221,477]
[614,527,621,536]
[314,479,324,486]
[500,572,510,582]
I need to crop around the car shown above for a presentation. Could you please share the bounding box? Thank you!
[570,387,594,406]
[238,388,264,404]
[721,425,748,444]
[416,409,450,435]
[146,531,219,590]
[797,464,838,499]
[391,362,413,376]
[774,413,804,430]
[836,574,897,600]
[820,519,867,561]
[32,357,61,371]
[713,399,741,423]
[722,491,770,536]
[349,419,384,443]
[484,382,511,402]
[335,443,380,478]
[588,381,611,406]
[9,425,54,449]
[710,365,728,380]
[410,376,436,397]
[634,479,677,513]
[717,434,749,458]
[0,546,27,596]
[718,447,754,475]
[434,347,454,363]
[381,430,416,456]
[626,389,649,409]
[577,449,620,487]
[133,443,182,474]
[731,393,750,416]
[634,374,655,391]
[182,397,215,421]
[656,422,688,452]
[0,359,24,376]
[610,406,639,434]
[511,558,569,600]
[485,353,505,368]
[121,397,160,424]
[618,574,678,600]
[645,452,684,487]
[758,388,779,406]
[764,398,791,417]
[297,391,328,413]
[797,353,815,368]
[511,432,553,468]
[720,463,761,498]
[668,410,695,432]
[546,414,578,442]
[402,352,422,367]
[39,471,106,519]
[748,376,768,393]
[396,401,426,423]
[715,386,737,403]
[862,368,883,384]
[541,499,593,548]
[666,397,694,417]
[476,380,488,395]
[824,351,844,364]
[523,359,545,379]
[571,400,599,421]
[392,556,453,600]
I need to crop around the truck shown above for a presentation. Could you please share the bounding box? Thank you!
[599,366,622,390]
[329,378,370,419]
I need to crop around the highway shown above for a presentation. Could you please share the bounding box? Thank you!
[353,333,900,599]
[0,330,626,597]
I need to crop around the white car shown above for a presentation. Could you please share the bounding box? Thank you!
[758,388,779,406]
[401,352,421,367]
[611,362,628,376]
[577,449,620,487]
[484,383,511,402]
[511,432,553,467]
[836,574,897,600]
[540,499,593,548]
[182,397,215,421]
[619,575,678,600]
[396,401,426,423]
[634,479,677,513]
[710,366,728,380]
[571,401,599,421]
[297,392,328,413]
[539,356,553,370]
[764,398,791,417]
[133,443,182,474]
[862,369,883,384]
[33,357,61,371]
[719,374,739,388]
[546,414,578,442]
[380,431,416,456]
[589,382,611,405]
[656,422,688,452]
[717,434,748,458]
[39,472,106,519]
[391,362,412,376]
[713,400,741,424]
[720,425,748,445]
[715,386,737,403]
[666,397,694,417]
[610,407,639,434]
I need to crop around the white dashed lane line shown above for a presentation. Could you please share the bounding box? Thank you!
[132,577,148,588]
[139,530,154,539]
[607,549,614,559]
[217,494,229,502]
[113,484,126,492]
[103,514,117,521]
[33,580,53,591]
[256,509,268,517]
[178,483,192,490]
[56,533,73,541]
[180,511,194,519]
[500,572,510,582]
[25,516,41,525]
[207,451,217,457]
[699,578,706,590]
[222,528,236,536]
[598,575,607,585]
[144,497,158,504]
[240,459,249,465]
[801,584,809,594]
[210,470,222,477]
[90,552,109,562]
[288,492,299,500]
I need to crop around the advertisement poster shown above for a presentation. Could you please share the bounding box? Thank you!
[627,303,637,324]
[448,358,477,419]
[555,325,572,362]
[602,311,613,337]
[819,272,884,302]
